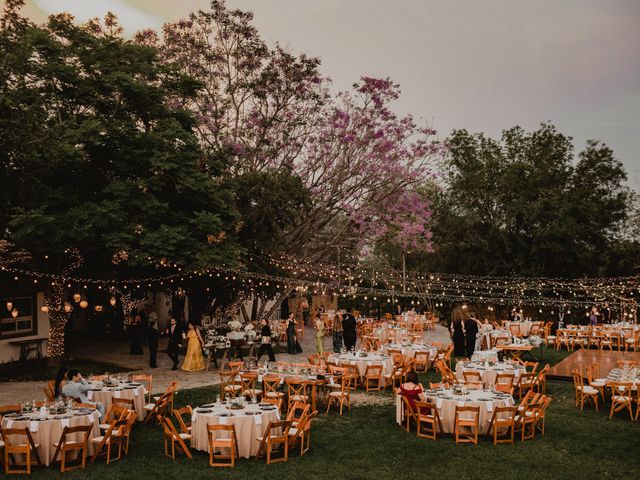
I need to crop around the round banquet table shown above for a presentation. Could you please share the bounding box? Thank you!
[1,408,100,466]
[455,361,526,389]
[191,402,280,458]
[471,349,499,363]
[87,382,146,421]
[395,388,514,434]
[382,343,437,360]
[374,327,409,343]
[328,352,394,378]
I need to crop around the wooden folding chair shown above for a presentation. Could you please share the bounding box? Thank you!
[158,415,192,460]
[256,420,292,464]
[326,374,353,415]
[487,406,517,445]
[454,406,480,445]
[143,391,169,424]
[130,374,153,403]
[288,410,316,456]
[207,424,239,467]
[364,365,384,392]
[173,406,193,435]
[51,424,93,472]
[286,402,311,430]
[515,401,540,441]
[609,382,634,420]
[400,396,418,432]
[220,371,242,399]
[462,370,483,389]
[90,418,127,464]
[415,401,443,440]
[112,397,135,412]
[516,372,538,399]
[286,378,309,411]
[240,372,263,400]
[414,351,431,372]
[495,373,515,395]
[1,427,42,474]
[572,369,599,411]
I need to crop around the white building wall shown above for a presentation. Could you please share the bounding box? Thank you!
[0,292,49,363]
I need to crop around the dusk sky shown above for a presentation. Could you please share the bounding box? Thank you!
[22,0,640,190]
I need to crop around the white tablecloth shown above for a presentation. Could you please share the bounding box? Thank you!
[395,389,514,434]
[1,409,100,465]
[328,353,394,377]
[382,343,437,360]
[455,361,526,389]
[87,383,146,421]
[191,403,280,458]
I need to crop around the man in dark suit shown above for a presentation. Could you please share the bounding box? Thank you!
[342,310,357,350]
[165,317,184,370]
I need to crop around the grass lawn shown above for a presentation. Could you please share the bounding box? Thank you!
[0,359,131,382]
[22,347,640,480]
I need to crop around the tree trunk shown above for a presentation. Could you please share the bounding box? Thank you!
[45,282,69,365]
[261,290,291,321]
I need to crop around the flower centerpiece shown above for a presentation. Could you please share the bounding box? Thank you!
[528,335,543,347]
[228,320,243,332]
[244,322,256,342]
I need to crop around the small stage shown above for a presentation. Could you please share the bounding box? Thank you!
[547,349,640,381]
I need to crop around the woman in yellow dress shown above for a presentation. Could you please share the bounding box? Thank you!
[181,323,205,372]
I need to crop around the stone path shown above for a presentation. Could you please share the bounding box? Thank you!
[0,324,451,404]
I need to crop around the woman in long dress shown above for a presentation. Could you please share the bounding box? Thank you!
[314,313,325,353]
[181,323,205,371]
[450,316,466,357]
[286,314,303,354]
[332,314,343,353]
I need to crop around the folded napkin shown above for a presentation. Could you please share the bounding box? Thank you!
[275,411,281,420]
[254,414,262,425]
[29,421,39,432]
[87,391,94,400]
[114,390,121,398]
[5,420,13,428]
[486,402,494,412]
[61,418,70,428]
[219,416,228,425]
[436,398,444,409]
[191,412,198,422]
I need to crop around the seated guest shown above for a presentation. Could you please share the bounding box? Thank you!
[396,370,425,412]
[53,365,69,398]
[62,369,105,418]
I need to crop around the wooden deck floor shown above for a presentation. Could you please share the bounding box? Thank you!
[548,349,640,381]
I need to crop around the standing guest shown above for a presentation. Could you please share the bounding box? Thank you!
[286,314,303,354]
[257,319,276,362]
[182,323,205,372]
[450,315,466,357]
[128,313,143,355]
[464,313,481,359]
[342,310,357,351]
[601,303,611,324]
[166,317,184,370]
[332,313,344,353]
[589,307,599,326]
[147,317,159,368]
[139,306,149,347]
[62,369,105,418]
[53,366,69,398]
[314,313,325,353]
[301,299,310,326]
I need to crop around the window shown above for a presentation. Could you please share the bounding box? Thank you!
[1,296,37,338]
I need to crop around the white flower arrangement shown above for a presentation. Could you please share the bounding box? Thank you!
[529,335,543,347]
[228,320,243,331]
[244,323,255,332]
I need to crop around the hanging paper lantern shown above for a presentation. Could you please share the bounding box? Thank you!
[109,297,117,306]
[73,293,81,303]
[79,300,89,309]
[6,301,13,312]
[41,305,49,313]
[11,309,19,318]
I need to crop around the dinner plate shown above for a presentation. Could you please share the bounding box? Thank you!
[201,403,216,408]
[196,409,213,414]
[218,412,233,417]
[259,406,277,410]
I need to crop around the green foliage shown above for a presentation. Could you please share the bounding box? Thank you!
[0,7,242,274]
[424,123,634,276]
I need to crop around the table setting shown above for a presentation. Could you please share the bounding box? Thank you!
[395,385,514,434]
[1,401,100,465]
[86,374,146,420]
[382,342,437,360]
[455,360,526,388]
[190,396,281,458]
[328,351,394,377]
